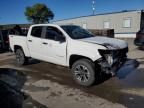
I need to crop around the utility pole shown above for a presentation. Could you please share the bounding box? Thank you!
[92,0,95,15]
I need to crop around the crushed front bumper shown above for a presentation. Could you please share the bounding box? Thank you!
[97,47,139,77]
[116,59,139,78]
[97,58,139,77]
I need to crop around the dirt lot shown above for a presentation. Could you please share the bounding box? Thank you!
[0,39,143,108]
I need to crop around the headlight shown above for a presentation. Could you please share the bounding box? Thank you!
[98,49,114,65]
[105,54,113,65]
[98,47,128,66]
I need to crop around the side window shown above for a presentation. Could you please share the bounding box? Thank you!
[31,26,42,38]
[104,21,110,29]
[123,18,131,28]
[82,23,87,29]
[45,27,63,40]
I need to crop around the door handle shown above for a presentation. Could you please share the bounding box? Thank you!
[28,40,32,42]
[42,42,48,45]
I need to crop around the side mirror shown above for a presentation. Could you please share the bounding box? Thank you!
[55,35,65,42]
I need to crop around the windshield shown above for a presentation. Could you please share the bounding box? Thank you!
[61,25,94,39]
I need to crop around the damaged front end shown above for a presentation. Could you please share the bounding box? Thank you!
[96,47,139,76]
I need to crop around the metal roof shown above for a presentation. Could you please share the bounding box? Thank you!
[53,9,143,22]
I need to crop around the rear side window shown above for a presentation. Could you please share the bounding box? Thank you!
[31,26,42,38]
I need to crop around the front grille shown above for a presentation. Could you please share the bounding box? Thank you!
[98,47,128,59]
[112,47,128,58]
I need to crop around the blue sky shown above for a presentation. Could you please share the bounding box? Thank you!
[0,0,143,24]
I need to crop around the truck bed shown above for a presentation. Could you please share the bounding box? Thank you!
[9,35,30,57]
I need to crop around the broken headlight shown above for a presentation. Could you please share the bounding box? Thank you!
[98,47,128,66]
[104,54,113,65]
[98,49,114,65]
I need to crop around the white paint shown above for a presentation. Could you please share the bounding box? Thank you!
[79,36,128,49]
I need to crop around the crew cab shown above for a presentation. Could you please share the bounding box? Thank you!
[9,24,138,86]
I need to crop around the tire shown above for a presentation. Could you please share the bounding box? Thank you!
[15,49,28,66]
[139,46,144,50]
[71,59,95,87]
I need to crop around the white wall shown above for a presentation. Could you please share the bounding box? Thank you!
[115,33,136,38]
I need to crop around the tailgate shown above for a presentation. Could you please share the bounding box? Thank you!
[9,35,27,51]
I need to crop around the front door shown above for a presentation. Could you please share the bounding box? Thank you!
[41,26,67,66]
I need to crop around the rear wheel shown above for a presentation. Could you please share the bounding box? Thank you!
[140,46,144,50]
[15,49,28,66]
[71,59,95,86]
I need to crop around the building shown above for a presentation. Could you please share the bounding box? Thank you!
[54,10,144,38]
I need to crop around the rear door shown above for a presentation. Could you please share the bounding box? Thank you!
[41,26,67,65]
[27,26,44,60]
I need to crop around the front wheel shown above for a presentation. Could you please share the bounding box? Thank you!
[15,49,28,66]
[71,59,95,87]
[139,46,144,50]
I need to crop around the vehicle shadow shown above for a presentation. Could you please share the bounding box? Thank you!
[26,59,41,65]
[24,61,137,87]
[94,73,112,85]
[0,68,26,108]
[0,68,48,108]
[0,50,10,54]
[137,47,144,51]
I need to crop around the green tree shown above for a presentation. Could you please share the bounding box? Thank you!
[25,3,54,24]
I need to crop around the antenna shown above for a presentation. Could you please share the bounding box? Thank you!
[92,0,95,15]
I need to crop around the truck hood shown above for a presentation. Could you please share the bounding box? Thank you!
[78,36,128,49]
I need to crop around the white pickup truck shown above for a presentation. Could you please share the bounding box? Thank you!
[9,24,138,86]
